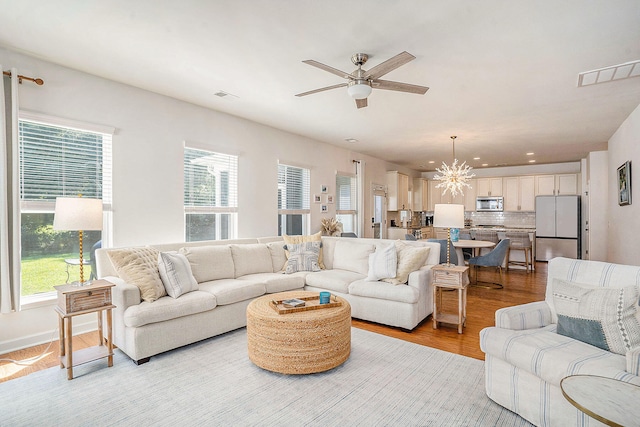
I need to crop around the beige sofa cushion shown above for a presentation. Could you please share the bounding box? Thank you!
[123,290,216,328]
[108,247,166,303]
[266,241,287,273]
[305,269,365,294]
[349,279,420,304]
[198,278,266,305]
[230,244,274,277]
[332,240,375,275]
[239,272,305,293]
[179,245,235,282]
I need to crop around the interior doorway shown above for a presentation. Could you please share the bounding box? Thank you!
[372,184,386,239]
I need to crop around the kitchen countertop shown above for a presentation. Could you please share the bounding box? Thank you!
[470,226,536,232]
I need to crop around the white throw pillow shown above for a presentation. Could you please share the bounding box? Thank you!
[382,241,431,285]
[284,241,322,274]
[158,252,199,298]
[552,279,640,355]
[365,244,397,281]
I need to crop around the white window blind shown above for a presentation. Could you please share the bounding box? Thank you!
[184,148,238,213]
[336,173,357,214]
[19,119,112,210]
[278,163,310,214]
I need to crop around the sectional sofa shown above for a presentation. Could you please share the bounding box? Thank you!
[480,257,640,426]
[96,236,441,364]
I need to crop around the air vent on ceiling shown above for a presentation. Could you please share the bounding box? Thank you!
[214,90,238,99]
[578,60,640,87]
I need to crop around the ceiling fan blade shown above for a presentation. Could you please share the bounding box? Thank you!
[302,60,353,79]
[295,83,348,97]
[373,79,429,95]
[365,51,415,80]
[356,98,368,109]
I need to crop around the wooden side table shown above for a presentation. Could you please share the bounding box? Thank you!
[432,265,469,334]
[54,279,115,380]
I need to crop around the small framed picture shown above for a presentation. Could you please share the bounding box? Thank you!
[313,194,322,203]
[327,195,334,204]
[321,185,328,193]
[321,205,328,212]
[617,161,632,206]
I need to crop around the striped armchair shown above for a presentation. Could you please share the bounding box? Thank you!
[480,257,640,426]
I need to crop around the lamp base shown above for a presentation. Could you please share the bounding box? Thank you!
[71,280,93,287]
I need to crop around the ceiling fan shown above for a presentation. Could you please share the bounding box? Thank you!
[295,51,429,109]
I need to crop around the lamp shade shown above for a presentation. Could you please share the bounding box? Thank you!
[433,204,464,229]
[347,82,372,100]
[53,197,103,231]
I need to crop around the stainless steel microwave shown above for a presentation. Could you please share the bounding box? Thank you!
[476,197,504,212]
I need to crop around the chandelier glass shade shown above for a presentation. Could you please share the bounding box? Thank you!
[433,136,475,197]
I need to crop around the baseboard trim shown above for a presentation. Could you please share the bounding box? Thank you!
[0,321,97,355]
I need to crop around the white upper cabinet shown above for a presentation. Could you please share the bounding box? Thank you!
[504,176,535,211]
[387,171,410,211]
[428,180,464,211]
[476,177,503,197]
[412,178,429,211]
[535,174,579,196]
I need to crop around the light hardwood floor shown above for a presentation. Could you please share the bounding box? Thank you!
[0,263,547,384]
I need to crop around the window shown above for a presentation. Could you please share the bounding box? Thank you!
[277,163,310,235]
[19,117,112,297]
[336,173,357,233]
[184,147,238,241]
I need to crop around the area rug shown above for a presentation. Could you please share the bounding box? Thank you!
[0,328,531,426]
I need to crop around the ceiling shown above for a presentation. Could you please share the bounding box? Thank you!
[1,0,639,171]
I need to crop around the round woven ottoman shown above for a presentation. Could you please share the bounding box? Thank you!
[246,290,351,374]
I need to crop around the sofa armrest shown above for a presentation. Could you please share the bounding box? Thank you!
[627,346,640,376]
[105,276,141,312]
[407,266,432,291]
[494,301,552,330]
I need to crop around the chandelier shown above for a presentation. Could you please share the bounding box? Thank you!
[433,136,475,197]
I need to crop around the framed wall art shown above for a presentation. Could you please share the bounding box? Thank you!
[617,161,632,206]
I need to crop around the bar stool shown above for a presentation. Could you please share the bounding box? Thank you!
[505,231,534,272]
[473,230,499,256]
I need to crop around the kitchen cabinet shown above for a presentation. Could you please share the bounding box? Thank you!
[463,178,477,212]
[387,171,410,211]
[535,174,579,196]
[476,177,503,197]
[428,180,463,211]
[504,176,535,211]
[412,178,429,211]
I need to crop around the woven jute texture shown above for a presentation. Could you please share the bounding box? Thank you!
[247,291,351,374]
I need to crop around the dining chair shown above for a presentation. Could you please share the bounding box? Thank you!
[427,238,458,266]
[467,238,510,289]
[341,232,358,238]
[505,231,534,272]
[473,230,499,256]
[405,233,417,241]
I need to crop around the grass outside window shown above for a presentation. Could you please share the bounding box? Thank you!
[21,253,93,296]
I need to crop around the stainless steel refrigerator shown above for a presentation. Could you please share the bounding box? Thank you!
[535,195,581,261]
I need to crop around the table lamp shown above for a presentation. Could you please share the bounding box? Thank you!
[433,204,465,266]
[53,196,103,285]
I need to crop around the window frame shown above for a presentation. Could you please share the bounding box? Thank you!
[18,111,114,302]
[277,162,310,236]
[183,145,238,241]
[335,172,357,233]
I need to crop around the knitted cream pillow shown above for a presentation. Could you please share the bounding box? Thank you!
[382,241,430,285]
[108,247,166,303]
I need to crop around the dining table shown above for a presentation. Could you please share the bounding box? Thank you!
[452,239,496,266]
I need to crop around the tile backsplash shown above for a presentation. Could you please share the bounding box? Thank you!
[467,211,535,228]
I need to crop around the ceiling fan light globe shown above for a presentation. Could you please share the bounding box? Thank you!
[347,82,372,100]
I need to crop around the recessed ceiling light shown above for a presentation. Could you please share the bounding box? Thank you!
[473,157,480,160]
[529,159,536,163]
[428,160,435,164]
[526,152,534,156]
[344,138,358,143]
[482,163,488,167]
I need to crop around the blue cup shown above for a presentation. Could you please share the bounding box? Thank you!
[319,291,331,304]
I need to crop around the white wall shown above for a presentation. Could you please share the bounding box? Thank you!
[0,48,410,352]
[585,151,608,261]
[607,103,640,264]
